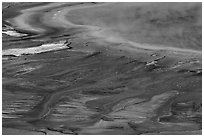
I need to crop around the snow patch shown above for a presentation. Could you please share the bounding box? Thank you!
[2,25,28,37]
[2,41,70,56]
[2,30,28,37]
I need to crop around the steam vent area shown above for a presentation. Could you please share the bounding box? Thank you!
[2,2,202,135]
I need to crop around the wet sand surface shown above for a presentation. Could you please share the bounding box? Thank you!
[2,2,202,135]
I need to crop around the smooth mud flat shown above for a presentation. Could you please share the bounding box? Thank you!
[2,2,202,135]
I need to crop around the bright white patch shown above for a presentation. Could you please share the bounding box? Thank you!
[2,41,69,56]
[3,24,28,37]
[146,61,157,66]
[2,30,28,37]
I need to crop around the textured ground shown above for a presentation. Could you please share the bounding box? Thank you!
[2,2,202,135]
